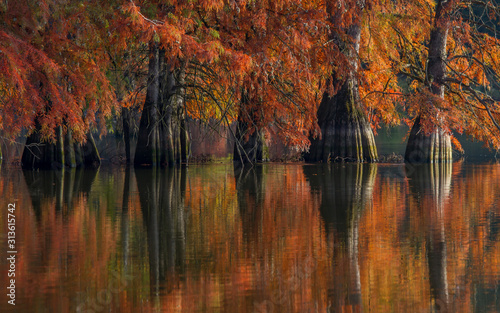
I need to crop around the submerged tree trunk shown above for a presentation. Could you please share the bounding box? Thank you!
[305,78,378,163]
[405,116,452,163]
[135,44,189,167]
[305,10,377,163]
[405,0,452,163]
[82,132,101,168]
[64,128,76,168]
[22,115,100,170]
[22,123,64,170]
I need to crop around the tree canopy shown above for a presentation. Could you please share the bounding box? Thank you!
[2,0,500,165]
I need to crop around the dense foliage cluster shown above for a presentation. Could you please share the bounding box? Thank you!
[1,0,500,166]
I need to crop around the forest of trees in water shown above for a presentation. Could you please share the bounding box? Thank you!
[2,0,500,168]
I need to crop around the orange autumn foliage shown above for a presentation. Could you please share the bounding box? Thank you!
[0,0,117,142]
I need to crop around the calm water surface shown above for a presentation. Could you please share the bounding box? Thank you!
[0,163,499,313]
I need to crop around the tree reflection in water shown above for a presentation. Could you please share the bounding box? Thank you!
[406,163,453,312]
[304,163,377,313]
[23,168,98,220]
[136,167,188,301]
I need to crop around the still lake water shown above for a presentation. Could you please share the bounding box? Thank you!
[0,162,499,313]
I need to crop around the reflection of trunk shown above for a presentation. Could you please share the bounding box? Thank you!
[136,168,187,296]
[304,163,376,312]
[234,165,264,240]
[121,166,131,267]
[23,167,97,220]
[233,92,264,165]
[305,8,377,163]
[406,163,452,310]
[23,170,63,220]
[62,168,76,213]
[405,0,452,163]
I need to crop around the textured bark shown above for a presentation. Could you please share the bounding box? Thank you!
[305,79,378,163]
[405,0,452,163]
[136,46,189,167]
[405,116,452,163]
[158,58,176,167]
[305,11,377,163]
[135,42,160,167]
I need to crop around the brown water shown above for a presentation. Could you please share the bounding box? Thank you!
[0,163,499,313]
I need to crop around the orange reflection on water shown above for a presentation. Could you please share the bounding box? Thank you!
[0,163,499,313]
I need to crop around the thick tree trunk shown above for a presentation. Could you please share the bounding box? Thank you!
[305,79,378,163]
[405,0,452,163]
[158,58,176,167]
[305,14,377,163]
[135,42,160,167]
[137,46,189,167]
[405,116,452,163]
[177,66,189,164]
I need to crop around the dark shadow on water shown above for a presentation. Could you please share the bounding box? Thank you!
[23,168,98,221]
[234,164,264,242]
[303,163,377,313]
[135,167,188,297]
